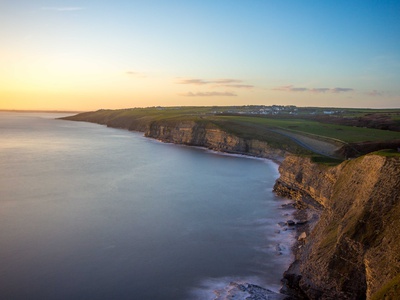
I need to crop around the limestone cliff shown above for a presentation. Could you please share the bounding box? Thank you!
[63,113,286,161]
[274,154,400,299]
[145,120,285,161]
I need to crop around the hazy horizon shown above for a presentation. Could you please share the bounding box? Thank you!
[1,1,399,111]
[1,103,400,114]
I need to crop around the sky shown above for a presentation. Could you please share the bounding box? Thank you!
[1,0,400,111]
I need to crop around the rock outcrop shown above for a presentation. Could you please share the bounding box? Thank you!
[274,154,400,299]
[212,282,288,300]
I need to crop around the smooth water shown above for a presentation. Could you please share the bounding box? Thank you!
[0,112,294,299]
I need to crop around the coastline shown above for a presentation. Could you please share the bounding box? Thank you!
[60,112,400,299]
[147,134,306,299]
[59,116,301,298]
[155,135,316,300]
[126,126,301,298]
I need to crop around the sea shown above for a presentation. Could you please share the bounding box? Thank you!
[0,112,295,299]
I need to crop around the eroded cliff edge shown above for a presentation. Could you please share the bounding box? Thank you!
[274,154,400,299]
[63,113,287,162]
[145,120,286,161]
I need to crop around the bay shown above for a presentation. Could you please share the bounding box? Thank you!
[0,112,294,299]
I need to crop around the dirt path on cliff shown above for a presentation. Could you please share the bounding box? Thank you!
[271,129,342,158]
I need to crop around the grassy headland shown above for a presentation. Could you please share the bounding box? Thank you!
[63,106,400,161]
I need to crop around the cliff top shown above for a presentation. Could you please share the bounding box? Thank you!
[63,107,400,159]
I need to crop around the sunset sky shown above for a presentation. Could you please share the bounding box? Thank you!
[1,1,399,111]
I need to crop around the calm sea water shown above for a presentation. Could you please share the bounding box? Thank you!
[0,112,295,299]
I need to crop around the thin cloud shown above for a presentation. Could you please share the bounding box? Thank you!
[212,79,242,84]
[272,85,308,92]
[41,7,85,11]
[219,84,254,89]
[367,90,383,96]
[177,79,209,85]
[291,87,308,92]
[273,85,354,93]
[179,92,237,97]
[126,71,146,78]
[177,78,244,85]
[310,88,330,93]
[331,87,354,93]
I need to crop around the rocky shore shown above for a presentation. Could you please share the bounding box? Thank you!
[275,188,323,299]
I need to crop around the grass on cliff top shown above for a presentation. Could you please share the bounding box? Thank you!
[309,155,344,166]
[370,149,400,157]
[67,108,400,143]
[66,107,400,158]
[212,116,400,143]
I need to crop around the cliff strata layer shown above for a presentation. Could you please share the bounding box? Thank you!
[145,120,286,161]
[274,154,400,299]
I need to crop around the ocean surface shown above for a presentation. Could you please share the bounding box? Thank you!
[0,112,295,299]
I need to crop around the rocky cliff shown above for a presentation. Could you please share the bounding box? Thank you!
[145,120,285,161]
[274,154,400,299]
[63,113,286,161]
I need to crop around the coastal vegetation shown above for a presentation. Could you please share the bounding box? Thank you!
[371,148,400,157]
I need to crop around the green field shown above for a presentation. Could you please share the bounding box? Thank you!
[82,106,400,143]
[210,116,400,143]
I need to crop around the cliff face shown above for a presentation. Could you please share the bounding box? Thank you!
[64,113,286,161]
[275,154,400,299]
[144,120,286,161]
